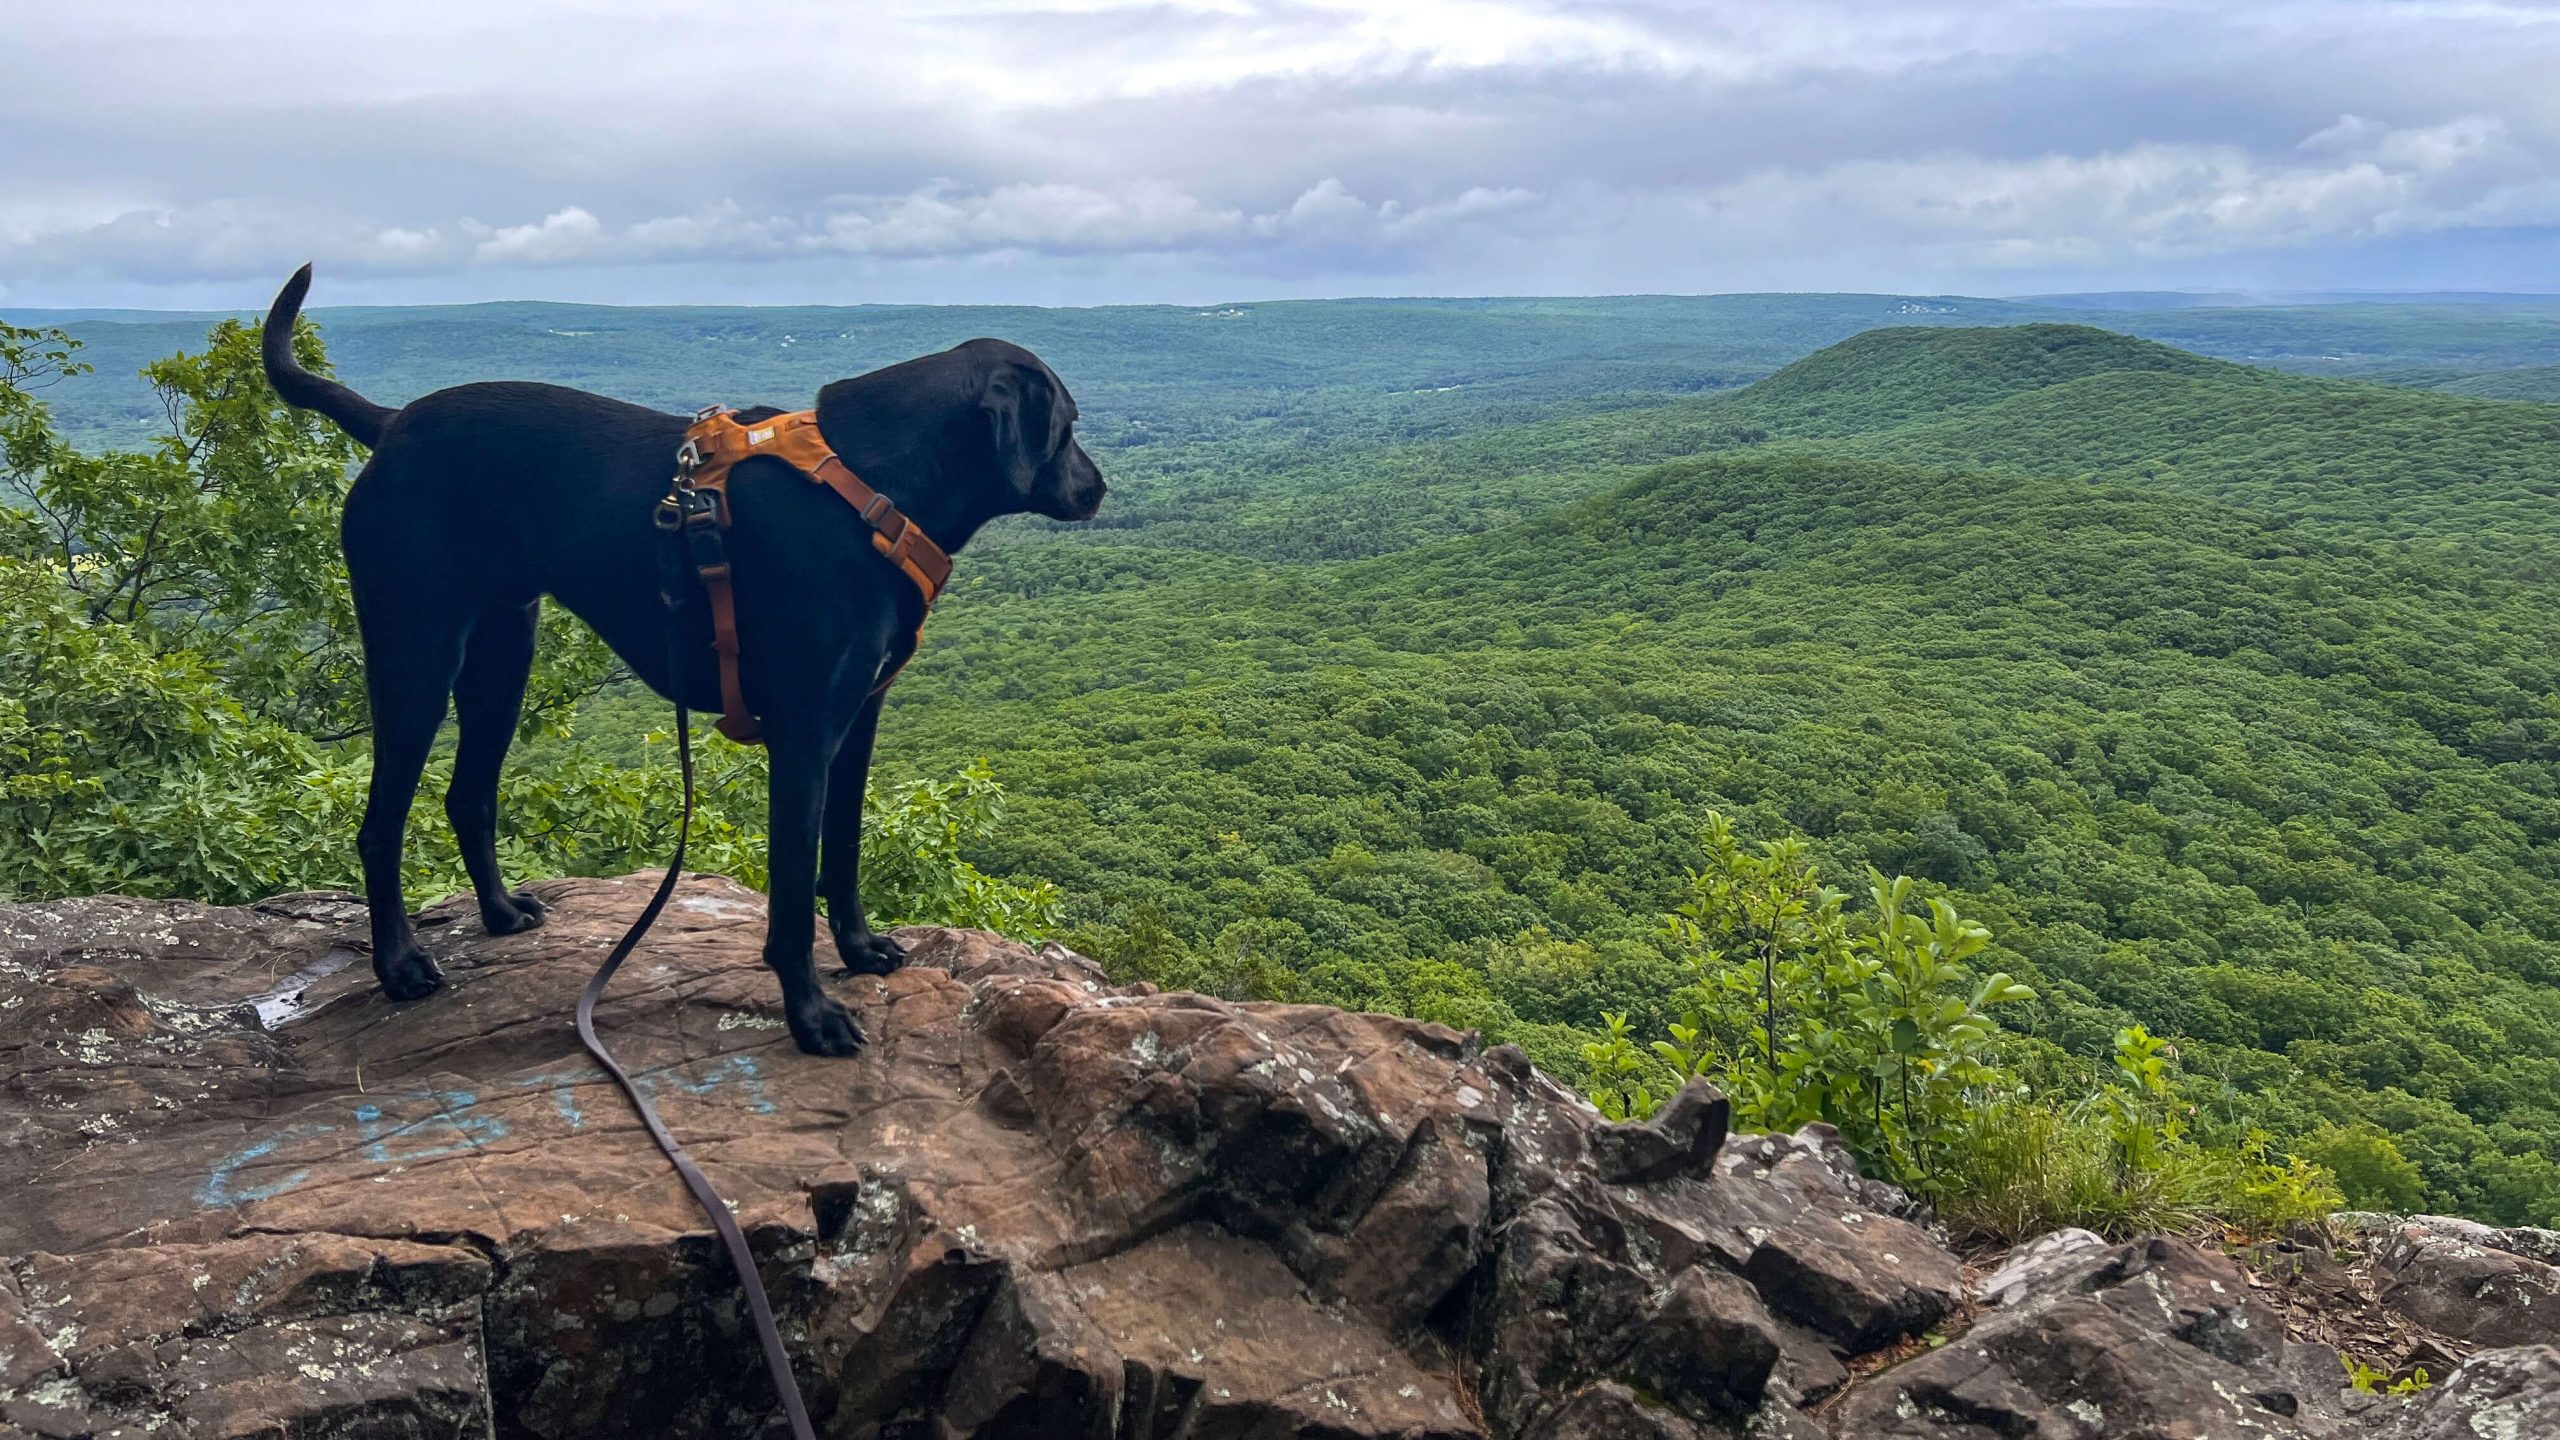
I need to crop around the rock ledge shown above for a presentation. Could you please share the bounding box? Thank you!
[3,876,2556,1439]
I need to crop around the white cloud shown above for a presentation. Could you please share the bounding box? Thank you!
[818,181,1247,256]
[1660,115,2558,270]
[472,207,607,265]
[1256,179,1376,240]
[4,2,2560,303]
[370,226,447,261]
[1386,186,1540,236]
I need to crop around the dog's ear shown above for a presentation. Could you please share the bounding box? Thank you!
[980,361,1058,496]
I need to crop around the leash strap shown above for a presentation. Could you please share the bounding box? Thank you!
[574,642,819,1440]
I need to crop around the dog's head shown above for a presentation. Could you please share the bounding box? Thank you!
[965,339,1106,523]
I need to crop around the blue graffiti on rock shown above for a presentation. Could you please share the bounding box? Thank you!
[196,1054,777,1209]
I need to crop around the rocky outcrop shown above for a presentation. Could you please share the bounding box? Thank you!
[2365,1345,2560,1440]
[0,876,1915,1438]
[3,875,2557,1439]
[2359,1214,2560,1349]
[1834,1233,2304,1438]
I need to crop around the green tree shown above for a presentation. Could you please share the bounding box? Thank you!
[4,316,619,742]
[2304,1122,2429,1212]
[10,316,369,735]
[1612,812,2034,1190]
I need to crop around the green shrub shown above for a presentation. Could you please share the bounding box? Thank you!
[854,759,1065,934]
[2342,1353,2430,1396]
[1934,1100,2208,1241]
[1589,811,2033,1191]
[2303,1122,2429,1212]
[1935,1108,2339,1245]
[1593,811,2342,1243]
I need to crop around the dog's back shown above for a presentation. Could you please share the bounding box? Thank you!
[342,381,691,616]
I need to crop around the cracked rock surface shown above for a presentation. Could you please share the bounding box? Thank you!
[2363,1213,2560,1350]
[4,875,2557,1439]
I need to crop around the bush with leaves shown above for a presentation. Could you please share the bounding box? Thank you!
[1935,1030,2341,1243]
[1588,811,2341,1241]
[0,552,345,902]
[2303,1122,2430,1212]
[1587,812,2033,1192]
[2342,1353,2431,1397]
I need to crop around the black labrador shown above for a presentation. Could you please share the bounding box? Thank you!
[259,265,1104,1056]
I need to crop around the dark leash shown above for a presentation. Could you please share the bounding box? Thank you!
[566,470,820,1440]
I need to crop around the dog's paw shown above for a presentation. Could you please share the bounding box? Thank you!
[481,889,548,936]
[787,995,867,1057]
[833,928,908,977]
[376,945,446,1002]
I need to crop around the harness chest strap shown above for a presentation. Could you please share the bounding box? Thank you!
[663,407,953,744]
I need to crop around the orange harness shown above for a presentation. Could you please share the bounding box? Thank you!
[655,406,952,744]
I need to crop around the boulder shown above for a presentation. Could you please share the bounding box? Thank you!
[1587,1078,1730,1185]
[2,1233,491,1438]
[2370,1215,2560,1348]
[2363,1345,2560,1440]
[1827,1236,2303,1439]
[1975,1227,2110,1308]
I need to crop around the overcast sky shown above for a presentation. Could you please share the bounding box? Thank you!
[6,1,2558,308]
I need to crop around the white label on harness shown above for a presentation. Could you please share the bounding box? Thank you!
[747,426,776,445]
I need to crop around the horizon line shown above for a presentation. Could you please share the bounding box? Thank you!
[11,285,2560,321]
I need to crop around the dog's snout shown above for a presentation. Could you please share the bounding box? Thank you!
[1058,445,1106,520]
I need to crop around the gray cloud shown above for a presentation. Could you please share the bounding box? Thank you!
[5,0,2559,305]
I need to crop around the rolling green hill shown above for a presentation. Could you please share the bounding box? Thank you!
[828,326,2560,1224]
[1824,350,2560,545]
[1022,322,2560,561]
[1700,323,2224,431]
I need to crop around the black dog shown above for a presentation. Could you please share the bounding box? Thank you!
[259,265,1104,1056]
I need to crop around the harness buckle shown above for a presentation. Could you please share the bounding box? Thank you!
[656,484,728,531]
[674,408,730,475]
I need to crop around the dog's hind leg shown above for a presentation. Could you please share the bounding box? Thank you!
[818,692,906,976]
[354,612,467,1002]
[447,599,547,937]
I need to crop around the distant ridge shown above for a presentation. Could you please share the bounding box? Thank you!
[2023,289,2560,309]
[2435,363,2560,403]
[2019,291,2259,310]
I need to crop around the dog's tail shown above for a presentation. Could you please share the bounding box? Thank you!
[262,263,394,449]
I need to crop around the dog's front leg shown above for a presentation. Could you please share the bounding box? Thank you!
[764,726,868,1057]
[818,691,906,976]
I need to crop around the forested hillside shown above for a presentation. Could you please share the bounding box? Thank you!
[9,295,2560,1229]
[864,324,2560,1225]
